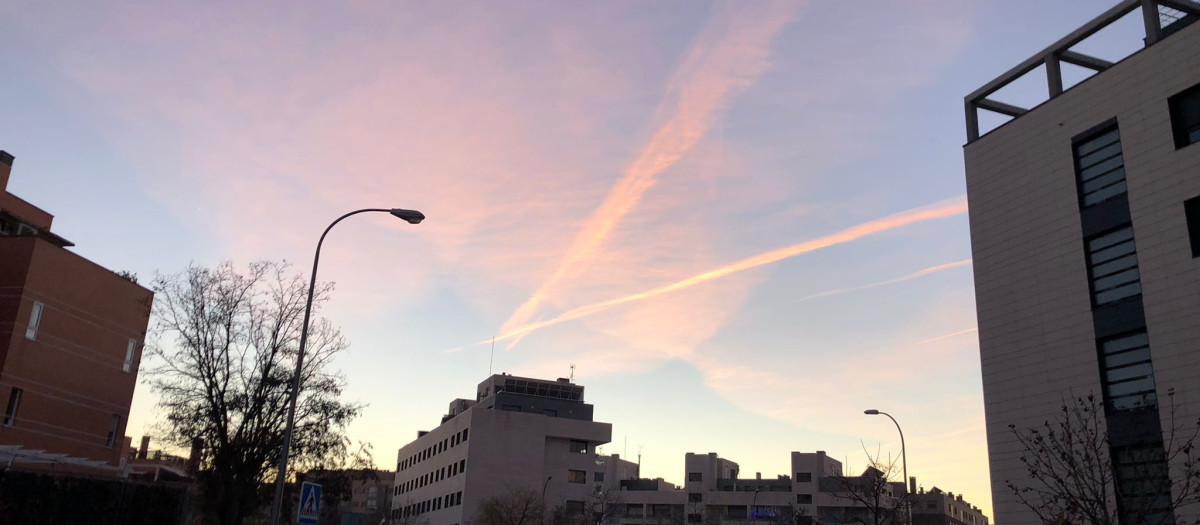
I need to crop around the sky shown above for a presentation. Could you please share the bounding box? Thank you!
[0,1,1159,519]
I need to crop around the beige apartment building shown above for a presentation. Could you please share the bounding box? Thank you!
[391,375,986,525]
[391,374,627,525]
[964,1,1200,523]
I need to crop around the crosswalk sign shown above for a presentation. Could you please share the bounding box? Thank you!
[298,481,322,524]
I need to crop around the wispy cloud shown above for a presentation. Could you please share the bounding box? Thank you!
[477,196,967,347]
[497,1,801,346]
[796,259,973,302]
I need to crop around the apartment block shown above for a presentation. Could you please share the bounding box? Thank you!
[963,2,1200,523]
[0,151,153,473]
[390,374,986,525]
[390,374,617,525]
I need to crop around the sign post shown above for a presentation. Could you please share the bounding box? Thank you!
[298,481,322,525]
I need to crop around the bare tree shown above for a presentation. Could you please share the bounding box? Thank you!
[145,261,362,525]
[474,488,543,525]
[548,487,625,525]
[1006,391,1200,525]
[822,449,906,525]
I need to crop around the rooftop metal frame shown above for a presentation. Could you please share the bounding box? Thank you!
[965,0,1200,143]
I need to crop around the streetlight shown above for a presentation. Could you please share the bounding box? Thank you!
[864,409,909,525]
[752,487,759,523]
[268,207,425,525]
[541,476,553,525]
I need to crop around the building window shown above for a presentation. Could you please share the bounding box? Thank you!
[1086,226,1141,305]
[1169,82,1200,149]
[25,301,44,340]
[688,493,702,502]
[106,415,121,448]
[567,469,586,484]
[569,439,588,454]
[687,472,702,482]
[625,504,644,517]
[688,514,702,523]
[726,506,747,519]
[1101,332,1158,411]
[3,388,22,427]
[1073,125,1126,207]
[795,472,812,483]
[796,494,813,504]
[565,500,585,514]
[123,339,137,373]
[594,472,605,482]
[1186,196,1200,258]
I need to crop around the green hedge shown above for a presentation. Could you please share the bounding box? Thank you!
[0,469,189,525]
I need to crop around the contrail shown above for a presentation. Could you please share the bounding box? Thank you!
[796,259,973,302]
[909,327,978,347]
[480,197,968,346]
[497,2,800,346]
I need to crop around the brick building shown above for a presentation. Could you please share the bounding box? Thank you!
[0,150,153,474]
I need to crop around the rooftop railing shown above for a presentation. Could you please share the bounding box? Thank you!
[964,0,1200,143]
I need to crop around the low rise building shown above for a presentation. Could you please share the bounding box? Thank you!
[0,150,153,475]
[911,487,989,525]
[390,375,987,525]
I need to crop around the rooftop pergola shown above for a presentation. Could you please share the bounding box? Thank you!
[965,0,1200,143]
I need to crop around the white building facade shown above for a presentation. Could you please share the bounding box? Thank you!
[390,374,626,525]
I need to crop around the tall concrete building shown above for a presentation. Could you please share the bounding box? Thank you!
[963,1,1200,523]
[391,374,628,525]
[0,151,153,473]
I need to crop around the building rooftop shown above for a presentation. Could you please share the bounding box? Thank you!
[964,0,1199,142]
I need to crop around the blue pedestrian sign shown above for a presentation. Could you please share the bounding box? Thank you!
[298,481,322,524]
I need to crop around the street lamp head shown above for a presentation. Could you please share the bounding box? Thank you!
[864,409,880,415]
[390,208,426,224]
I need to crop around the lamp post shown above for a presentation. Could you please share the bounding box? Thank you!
[268,208,425,525]
[864,409,909,525]
[752,487,759,523]
[540,475,554,525]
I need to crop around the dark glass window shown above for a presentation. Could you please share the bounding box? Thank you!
[1186,196,1200,258]
[569,439,588,453]
[1100,332,1158,411]
[1074,127,1127,207]
[3,387,22,426]
[687,472,702,482]
[795,472,812,483]
[1169,82,1200,149]
[1086,227,1141,305]
[106,415,120,448]
[567,469,586,483]
[594,472,605,482]
[688,493,702,502]
[797,494,813,504]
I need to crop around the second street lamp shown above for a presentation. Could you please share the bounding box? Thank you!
[267,207,425,525]
[864,409,909,525]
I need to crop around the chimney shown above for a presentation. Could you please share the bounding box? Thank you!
[910,476,917,495]
[187,437,203,473]
[138,436,150,459]
[0,150,13,191]
[756,472,761,480]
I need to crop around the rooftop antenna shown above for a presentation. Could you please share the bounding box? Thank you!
[569,363,576,382]
[488,336,495,376]
[638,445,644,468]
